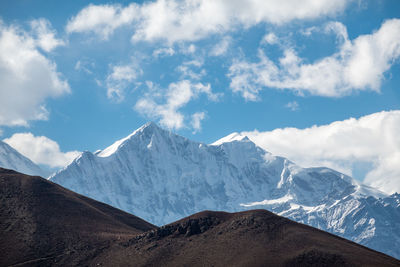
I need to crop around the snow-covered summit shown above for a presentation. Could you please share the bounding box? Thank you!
[211,132,249,146]
[97,122,160,157]
[50,122,400,259]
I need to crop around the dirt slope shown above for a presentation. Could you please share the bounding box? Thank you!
[1,168,399,266]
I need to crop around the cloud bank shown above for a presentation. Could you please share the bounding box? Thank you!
[229,19,400,100]
[0,19,69,126]
[240,110,400,195]
[66,0,350,43]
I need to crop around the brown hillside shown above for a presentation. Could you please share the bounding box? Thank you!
[1,168,399,266]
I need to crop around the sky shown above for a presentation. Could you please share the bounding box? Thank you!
[0,0,399,194]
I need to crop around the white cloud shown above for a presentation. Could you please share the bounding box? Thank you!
[177,66,205,80]
[66,3,138,39]
[0,20,70,126]
[177,60,206,80]
[191,112,205,132]
[106,64,142,102]
[300,26,318,36]
[153,47,175,57]
[67,0,351,43]
[210,36,231,56]
[133,0,350,43]
[3,133,81,168]
[184,59,203,67]
[74,59,95,74]
[30,18,65,52]
[182,44,196,54]
[134,80,219,130]
[239,110,400,195]
[228,19,400,100]
[285,101,299,111]
[261,32,278,45]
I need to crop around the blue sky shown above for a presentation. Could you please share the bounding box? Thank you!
[1,0,400,193]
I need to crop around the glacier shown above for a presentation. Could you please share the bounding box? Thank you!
[50,122,400,259]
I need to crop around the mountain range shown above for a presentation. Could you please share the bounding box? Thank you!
[49,122,400,259]
[2,168,399,266]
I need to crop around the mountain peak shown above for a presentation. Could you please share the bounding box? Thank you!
[142,121,158,129]
[97,122,167,158]
[136,121,160,133]
[137,121,166,136]
[211,132,250,146]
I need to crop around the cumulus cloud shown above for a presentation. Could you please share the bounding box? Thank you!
[30,18,65,52]
[134,80,220,130]
[229,19,400,100]
[3,133,81,168]
[66,0,350,43]
[0,20,70,126]
[238,110,400,195]
[66,3,138,39]
[106,64,142,102]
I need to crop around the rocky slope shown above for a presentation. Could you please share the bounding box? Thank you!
[0,168,155,266]
[2,168,399,266]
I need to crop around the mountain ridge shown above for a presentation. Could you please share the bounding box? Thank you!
[0,140,45,177]
[50,122,400,259]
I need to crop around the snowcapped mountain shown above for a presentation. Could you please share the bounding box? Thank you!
[0,140,45,177]
[50,122,400,259]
